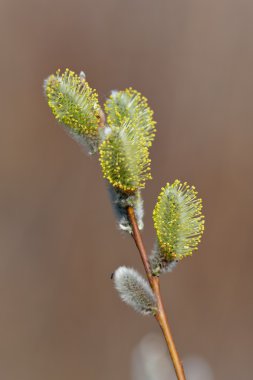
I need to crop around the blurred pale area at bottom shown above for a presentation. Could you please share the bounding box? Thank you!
[132,334,214,380]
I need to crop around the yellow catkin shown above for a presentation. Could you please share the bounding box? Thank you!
[99,121,152,192]
[153,180,205,260]
[45,68,100,138]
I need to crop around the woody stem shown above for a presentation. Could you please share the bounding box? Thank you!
[127,206,186,380]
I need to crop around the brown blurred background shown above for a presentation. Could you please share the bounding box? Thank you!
[0,0,252,379]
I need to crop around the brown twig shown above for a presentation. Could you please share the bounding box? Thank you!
[127,206,186,380]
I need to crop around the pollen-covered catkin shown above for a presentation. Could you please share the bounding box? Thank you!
[99,87,156,192]
[152,180,205,272]
[105,88,156,147]
[44,68,102,154]
[99,120,152,192]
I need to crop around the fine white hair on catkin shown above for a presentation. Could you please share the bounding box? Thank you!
[114,267,157,316]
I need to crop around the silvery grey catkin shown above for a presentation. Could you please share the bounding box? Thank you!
[113,267,157,316]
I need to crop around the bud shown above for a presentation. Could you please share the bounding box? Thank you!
[109,186,144,233]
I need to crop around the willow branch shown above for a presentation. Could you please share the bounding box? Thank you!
[127,206,186,380]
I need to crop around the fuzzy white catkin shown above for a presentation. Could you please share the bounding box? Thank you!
[114,267,157,315]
